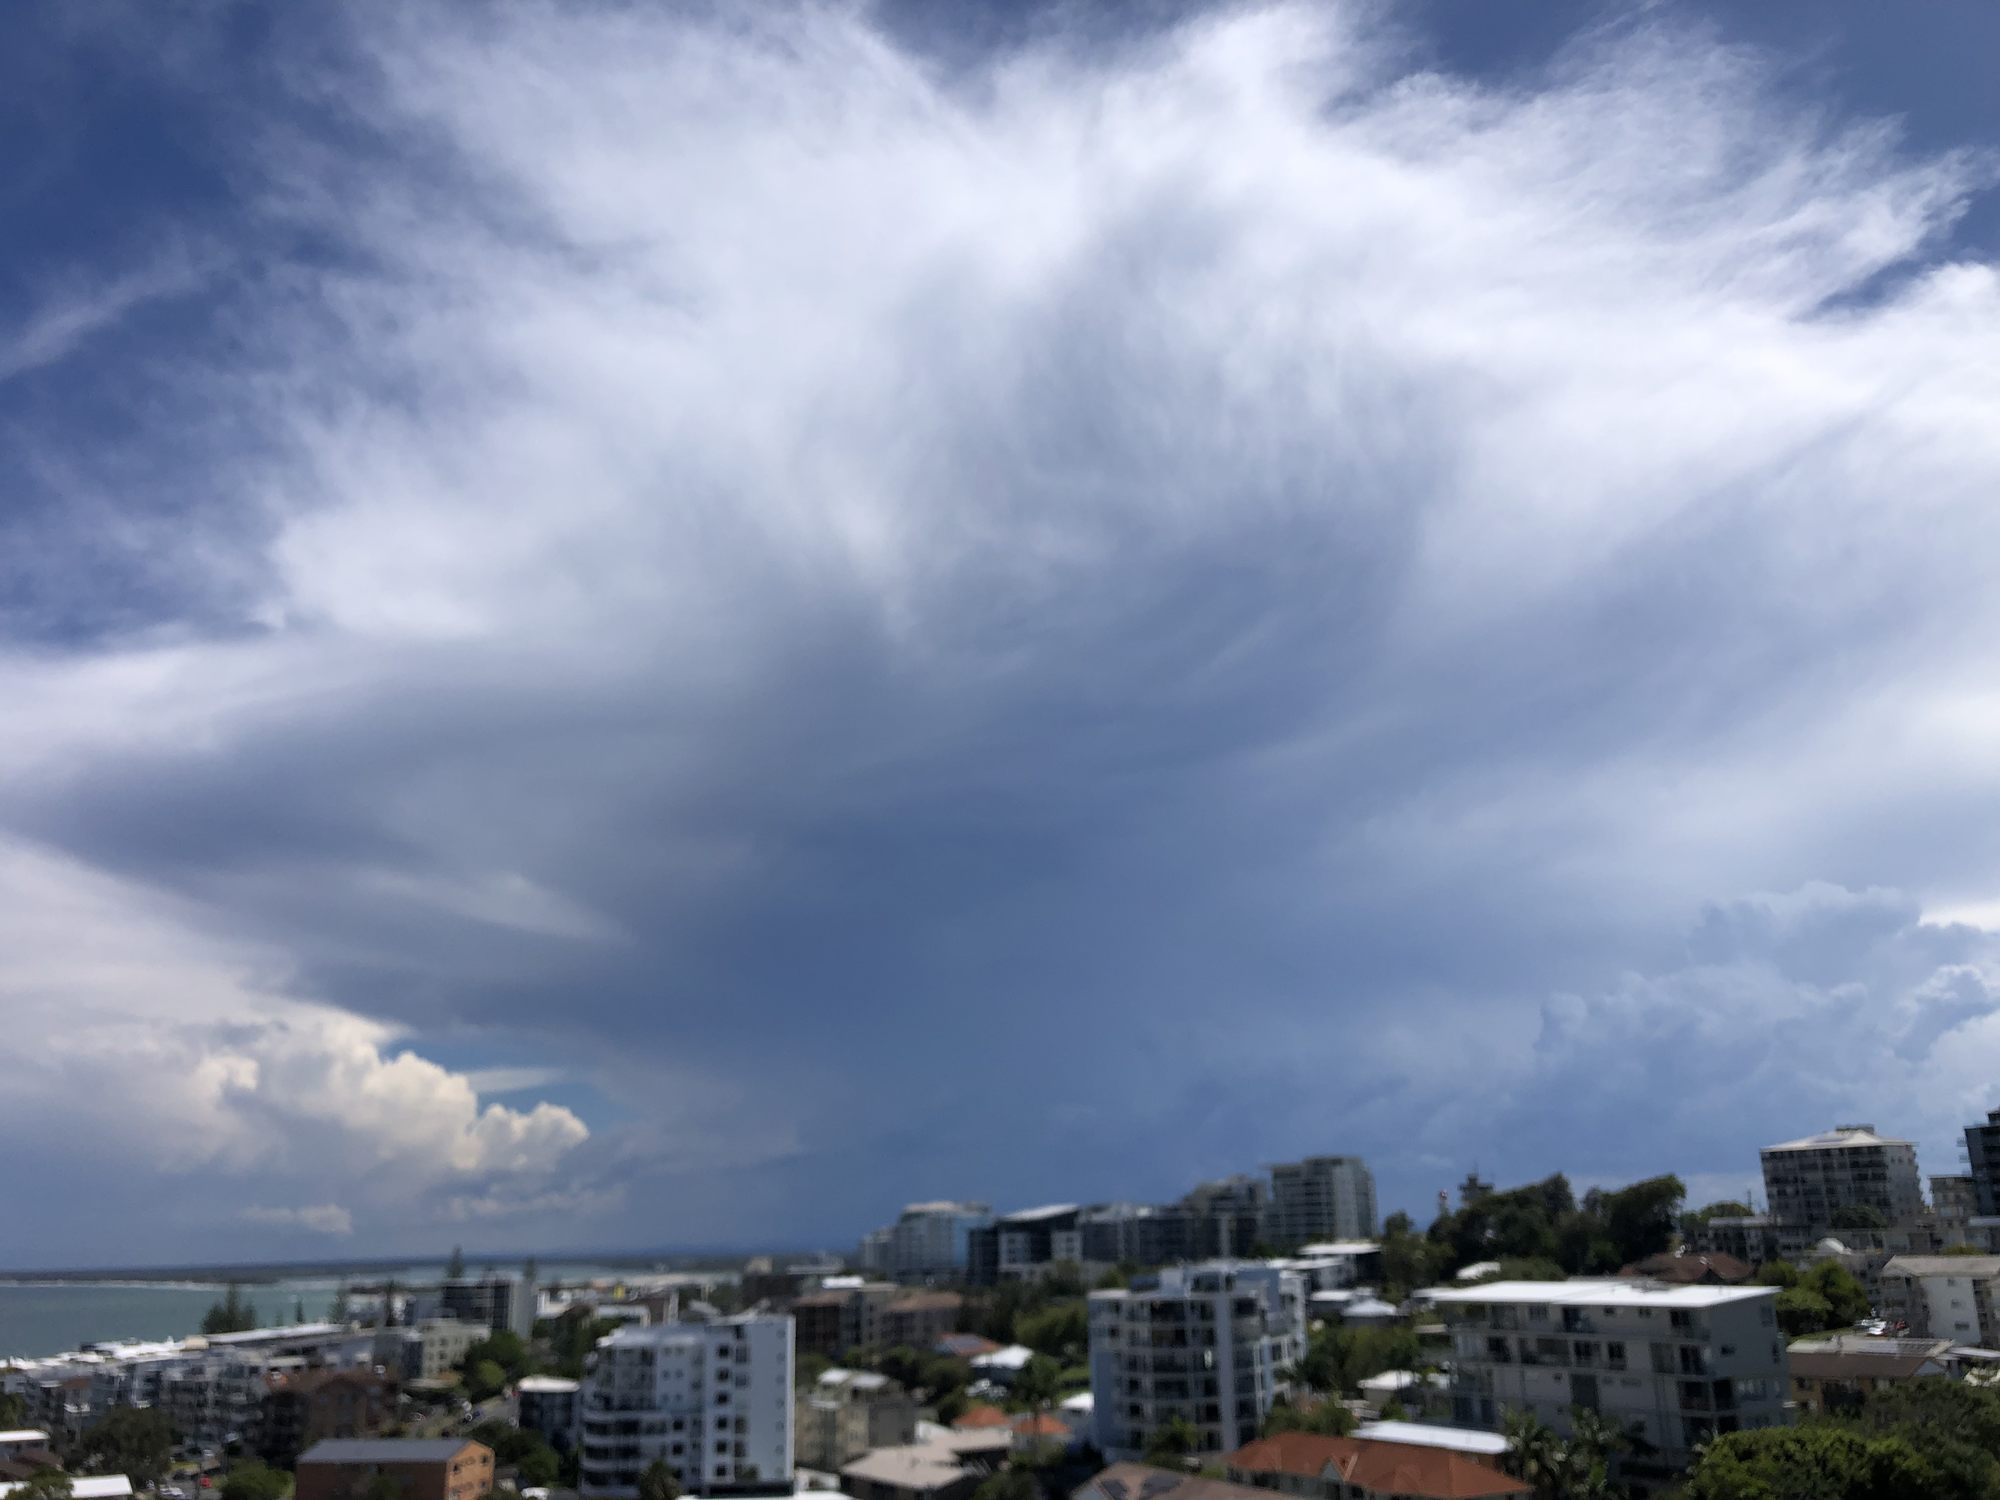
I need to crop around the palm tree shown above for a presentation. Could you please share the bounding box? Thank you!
[1501,1409,1561,1496]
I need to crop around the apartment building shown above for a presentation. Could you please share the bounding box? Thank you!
[861,1204,994,1281]
[296,1439,492,1500]
[579,1314,793,1497]
[877,1295,963,1352]
[966,1206,1083,1286]
[417,1276,536,1340]
[1429,1280,1787,1474]
[255,1368,396,1468]
[518,1376,582,1453]
[1760,1125,1923,1229]
[375,1320,486,1383]
[789,1283,902,1360]
[794,1369,917,1470]
[1933,1175,1979,1239]
[1088,1262,1307,1462]
[1878,1255,2000,1345]
[1267,1159,1376,1249]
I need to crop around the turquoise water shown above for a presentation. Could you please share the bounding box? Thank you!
[0,1261,669,1360]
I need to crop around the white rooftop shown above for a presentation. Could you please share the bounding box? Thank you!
[1000,1203,1078,1223]
[970,1344,1033,1370]
[0,1434,49,1446]
[1296,1241,1381,1257]
[1353,1421,1508,1457]
[1764,1125,1911,1152]
[1428,1278,1777,1309]
[0,1480,132,1500]
[516,1376,580,1393]
[1059,1392,1093,1414]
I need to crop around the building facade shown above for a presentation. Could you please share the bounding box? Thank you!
[966,1206,1083,1286]
[579,1315,794,1497]
[375,1320,486,1383]
[1933,1175,1979,1240]
[1430,1280,1787,1475]
[255,1369,396,1468]
[794,1369,917,1471]
[518,1376,582,1453]
[1878,1255,2000,1345]
[1088,1262,1307,1462]
[867,1204,993,1281]
[427,1277,536,1341]
[1267,1159,1376,1249]
[1760,1125,1923,1229]
[295,1439,493,1500]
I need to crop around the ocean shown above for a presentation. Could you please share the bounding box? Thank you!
[0,1260,690,1360]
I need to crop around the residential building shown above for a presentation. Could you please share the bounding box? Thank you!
[795,1369,918,1471]
[295,1439,494,1500]
[933,1336,998,1361]
[1684,1215,1782,1267]
[1966,1110,2000,1217]
[578,1314,793,1497]
[0,1481,132,1500]
[967,1206,1083,1286]
[1183,1177,1270,1260]
[1934,1175,1979,1240]
[968,1346,1033,1388]
[865,1204,993,1282]
[1347,1422,1508,1459]
[877,1295,963,1352]
[1268,1159,1376,1248]
[375,1320,486,1384]
[1088,1262,1307,1462]
[788,1283,901,1360]
[792,1295,848,1361]
[1760,1125,1923,1230]
[1074,1463,1271,1500]
[1226,1430,1531,1500]
[0,1434,53,1469]
[1430,1279,1788,1474]
[422,1277,536,1341]
[518,1376,582,1453]
[839,1444,980,1500]
[1787,1337,1957,1414]
[1617,1252,1753,1286]
[1879,1255,2000,1345]
[255,1368,397,1468]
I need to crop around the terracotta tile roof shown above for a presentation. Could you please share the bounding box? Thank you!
[1619,1251,1754,1284]
[1228,1432,1532,1500]
[1012,1413,1071,1437]
[1074,1462,1267,1500]
[951,1404,1013,1430]
[935,1334,1002,1358]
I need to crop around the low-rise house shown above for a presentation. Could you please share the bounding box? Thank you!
[296,1439,494,1500]
[932,1336,999,1362]
[967,1346,1033,1389]
[1227,1431,1532,1500]
[1347,1423,1507,1460]
[1074,1463,1269,1500]
[1788,1336,1957,1413]
[0,1478,134,1500]
[1008,1413,1077,1456]
[839,1445,979,1500]
[1353,1370,1445,1417]
[0,1435,54,1468]
[946,1406,1011,1433]
[1618,1252,1753,1286]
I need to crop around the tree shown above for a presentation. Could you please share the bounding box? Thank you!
[1829,1204,1889,1231]
[1143,1416,1198,1468]
[516,1447,560,1488]
[1016,1302,1088,1362]
[1777,1262,1871,1336]
[15,1470,73,1500]
[1012,1355,1063,1415]
[1680,1201,1753,1238]
[465,1331,531,1381]
[1501,1407,1626,1500]
[1597,1174,1685,1267]
[202,1283,259,1335]
[1684,1424,1954,1500]
[465,1360,509,1402]
[293,1297,308,1324]
[221,1460,291,1500]
[67,1407,176,1490]
[973,1473,1039,1500]
[637,1459,680,1500]
[330,1285,352,1324]
[0,1393,28,1428]
[1260,1399,1355,1438]
[447,1246,467,1279]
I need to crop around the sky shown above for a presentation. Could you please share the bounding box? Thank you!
[0,0,1997,1268]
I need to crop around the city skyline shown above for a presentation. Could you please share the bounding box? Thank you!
[3,0,2000,1264]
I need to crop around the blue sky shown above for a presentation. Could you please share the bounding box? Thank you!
[1,0,1998,1267]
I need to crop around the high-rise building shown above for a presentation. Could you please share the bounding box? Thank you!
[418,1276,537,1340]
[1933,1174,1979,1239]
[579,1314,793,1498]
[1267,1157,1376,1247]
[869,1202,993,1280]
[1182,1176,1270,1259]
[966,1205,1082,1285]
[1432,1280,1788,1477]
[518,1376,582,1453]
[1759,1125,1923,1228]
[1087,1262,1307,1462]
[1966,1111,2000,1217]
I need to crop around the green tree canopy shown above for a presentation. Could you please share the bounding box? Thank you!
[464,1331,531,1381]
[1012,1355,1064,1413]
[220,1460,291,1500]
[1684,1423,1956,1500]
[1015,1302,1088,1362]
[446,1246,467,1279]
[972,1472,1039,1500]
[1829,1204,1889,1231]
[1142,1416,1198,1468]
[637,1458,680,1500]
[67,1407,176,1490]
[1260,1399,1355,1438]
[202,1284,259,1336]
[464,1360,509,1402]
[15,1470,73,1500]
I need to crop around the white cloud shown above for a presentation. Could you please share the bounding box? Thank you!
[240,1203,355,1236]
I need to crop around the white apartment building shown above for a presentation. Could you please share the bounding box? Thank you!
[1267,1157,1377,1247]
[579,1315,793,1498]
[1088,1262,1307,1462]
[1878,1255,2000,1345]
[1760,1125,1923,1229]
[1430,1280,1788,1474]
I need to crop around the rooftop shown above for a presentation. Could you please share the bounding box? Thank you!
[299,1440,482,1465]
[0,1438,49,1448]
[839,1446,969,1493]
[1000,1204,1080,1224]
[0,1480,132,1500]
[1077,1463,1267,1500]
[1351,1423,1510,1458]
[1790,1348,1947,1382]
[1764,1125,1912,1152]
[516,1377,580,1393]
[1883,1256,2000,1276]
[1229,1432,1530,1500]
[1427,1278,1777,1310]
